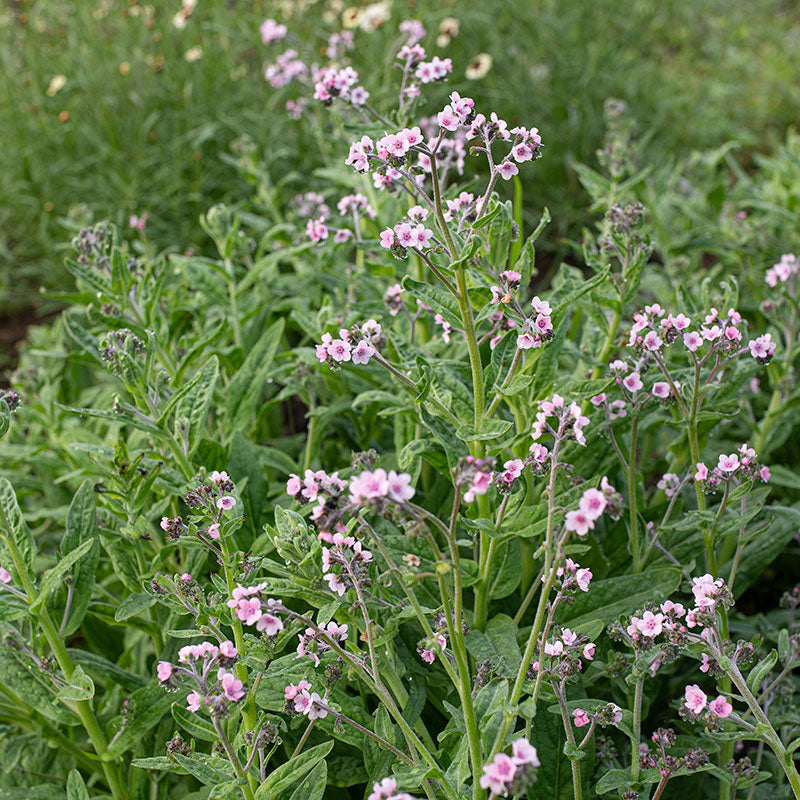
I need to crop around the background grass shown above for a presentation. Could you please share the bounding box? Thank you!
[1,0,799,314]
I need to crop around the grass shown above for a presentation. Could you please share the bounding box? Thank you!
[1,0,799,312]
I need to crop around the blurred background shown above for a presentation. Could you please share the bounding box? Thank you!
[2,0,799,363]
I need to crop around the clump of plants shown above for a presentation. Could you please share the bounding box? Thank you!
[1,15,799,800]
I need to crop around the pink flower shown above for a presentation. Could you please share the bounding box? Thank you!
[157,661,173,683]
[217,496,236,510]
[695,462,708,481]
[387,470,415,502]
[206,523,220,540]
[683,331,703,352]
[652,381,670,399]
[219,641,237,658]
[709,696,732,718]
[186,691,203,713]
[221,672,245,702]
[256,612,284,635]
[575,567,593,592]
[643,330,663,351]
[511,738,539,766]
[437,104,460,131]
[497,160,519,180]
[572,708,590,727]
[579,488,606,520]
[260,18,287,43]
[420,649,435,664]
[326,339,352,363]
[699,653,712,673]
[565,509,594,537]
[748,334,776,362]
[352,340,375,365]
[717,453,740,473]
[379,228,395,249]
[479,753,517,796]
[760,466,771,482]
[622,372,643,394]
[636,611,665,638]
[0,567,11,584]
[583,642,596,660]
[684,684,708,714]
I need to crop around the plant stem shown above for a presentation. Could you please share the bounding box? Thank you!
[552,681,583,800]
[630,676,645,783]
[628,417,641,572]
[211,713,256,800]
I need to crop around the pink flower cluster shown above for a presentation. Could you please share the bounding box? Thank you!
[259,18,287,44]
[515,296,554,350]
[368,777,419,800]
[695,444,770,492]
[556,558,593,593]
[304,192,377,244]
[531,394,590,446]
[572,703,623,728]
[321,532,372,596]
[419,633,447,665]
[313,65,368,106]
[479,739,539,798]
[296,621,348,667]
[683,684,733,719]
[227,585,284,635]
[628,304,775,365]
[156,640,243,713]
[457,456,493,503]
[315,320,382,367]
[264,49,307,88]
[285,681,328,720]
[286,465,415,536]
[564,482,617,537]
[765,253,798,287]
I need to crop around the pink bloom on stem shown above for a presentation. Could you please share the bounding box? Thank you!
[206,523,220,540]
[622,372,643,394]
[496,160,519,180]
[157,661,173,683]
[695,462,708,481]
[709,696,733,718]
[565,509,594,537]
[573,708,590,727]
[511,738,539,766]
[221,672,245,701]
[379,229,395,249]
[583,642,596,660]
[387,470,415,502]
[717,453,740,473]
[217,496,236,510]
[579,488,606,520]
[219,640,237,658]
[0,567,10,584]
[683,331,703,352]
[684,684,708,714]
[260,18,287,43]
[351,340,375,365]
[652,381,671,399]
[186,691,203,713]
[636,611,665,637]
[479,753,517,796]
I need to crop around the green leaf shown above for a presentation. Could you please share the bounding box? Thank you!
[285,760,326,800]
[0,478,36,580]
[171,702,217,742]
[60,480,100,635]
[107,681,181,756]
[255,741,334,799]
[747,649,778,694]
[66,769,89,800]
[31,538,95,612]
[401,277,462,330]
[0,650,75,724]
[228,319,285,431]
[114,591,155,622]
[174,355,219,457]
[56,665,94,702]
[456,418,513,443]
[173,753,233,786]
